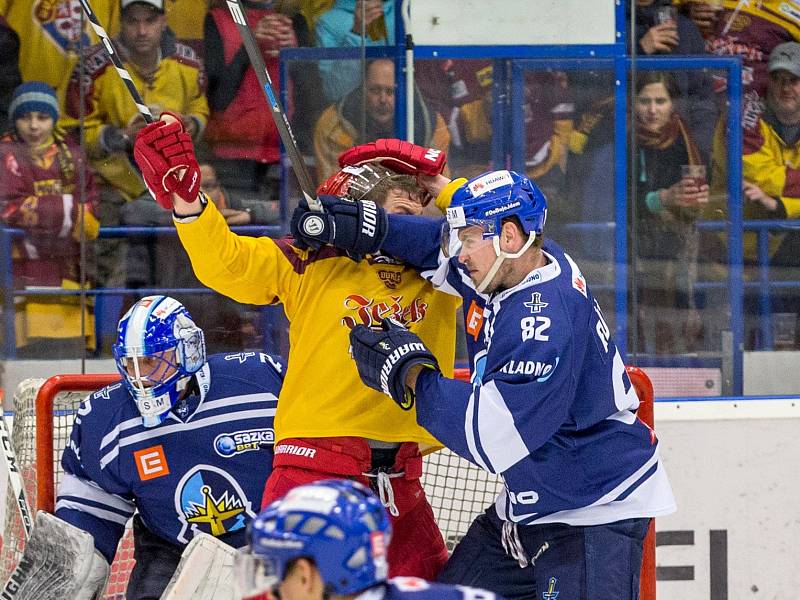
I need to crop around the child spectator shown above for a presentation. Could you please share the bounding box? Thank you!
[0,82,100,357]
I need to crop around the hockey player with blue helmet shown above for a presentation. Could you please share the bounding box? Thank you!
[113,294,207,427]
[292,148,676,600]
[47,295,286,600]
[235,479,503,600]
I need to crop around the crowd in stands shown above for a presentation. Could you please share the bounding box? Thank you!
[1,0,800,358]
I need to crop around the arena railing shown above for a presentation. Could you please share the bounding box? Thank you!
[0,224,283,359]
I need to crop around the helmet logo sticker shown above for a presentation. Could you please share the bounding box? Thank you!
[175,465,255,543]
[467,170,514,196]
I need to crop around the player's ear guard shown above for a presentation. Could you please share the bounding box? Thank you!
[349,318,439,409]
[290,195,388,261]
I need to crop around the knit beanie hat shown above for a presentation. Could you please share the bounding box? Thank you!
[9,81,60,123]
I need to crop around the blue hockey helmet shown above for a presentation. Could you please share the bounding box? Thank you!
[445,169,547,240]
[237,480,391,597]
[443,170,548,292]
[112,296,205,427]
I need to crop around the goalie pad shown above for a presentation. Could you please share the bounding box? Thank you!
[160,533,237,600]
[1,511,108,600]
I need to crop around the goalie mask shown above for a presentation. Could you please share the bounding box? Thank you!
[113,295,205,427]
[235,480,391,599]
[443,170,547,293]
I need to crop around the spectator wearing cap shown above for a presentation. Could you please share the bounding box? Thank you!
[704,42,800,348]
[61,0,208,287]
[0,81,100,357]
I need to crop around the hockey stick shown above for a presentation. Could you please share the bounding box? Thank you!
[223,0,322,211]
[0,414,32,541]
[77,0,154,124]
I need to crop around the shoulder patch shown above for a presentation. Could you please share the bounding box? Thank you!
[564,253,588,298]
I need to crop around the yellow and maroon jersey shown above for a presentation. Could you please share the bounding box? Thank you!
[176,201,460,449]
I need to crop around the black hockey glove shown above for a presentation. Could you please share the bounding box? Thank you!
[290,195,388,260]
[349,318,439,410]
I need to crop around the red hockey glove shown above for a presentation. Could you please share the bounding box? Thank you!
[133,112,201,209]
[338,139,447,177]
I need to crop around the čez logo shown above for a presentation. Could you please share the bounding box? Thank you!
[214,429,275,457]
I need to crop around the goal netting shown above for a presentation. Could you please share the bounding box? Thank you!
[0,372,504,598]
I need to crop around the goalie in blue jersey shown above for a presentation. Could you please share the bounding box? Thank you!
[292,153,677,599]
[3,295,284,600]
[235,479,503,600]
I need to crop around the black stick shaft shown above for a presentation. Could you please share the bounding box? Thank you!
[224,0,320,210]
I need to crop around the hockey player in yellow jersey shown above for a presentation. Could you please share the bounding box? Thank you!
[133,118,457,581]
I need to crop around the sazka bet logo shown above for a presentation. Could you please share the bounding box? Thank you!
[175,465,255,543]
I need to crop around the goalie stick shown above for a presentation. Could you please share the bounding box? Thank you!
[76,0,154,124]
[0,414,33,599]
[0,414,32,541]
[222,0,322,212]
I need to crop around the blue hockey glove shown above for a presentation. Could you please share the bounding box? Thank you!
[349,318,439,410]
[290,195,388,259]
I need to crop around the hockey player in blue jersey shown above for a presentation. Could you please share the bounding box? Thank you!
[235,479,503,600]
[51,295,284,600]
[293,164,676,599]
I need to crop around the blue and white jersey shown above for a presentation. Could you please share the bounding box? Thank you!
[356,578,503,599]
[383,214,676,526]
[55,352,284,563]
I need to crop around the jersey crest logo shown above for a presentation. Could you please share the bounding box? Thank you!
[523,292,548,313]
[175,465,255,543]
[542,576,559,599]
[134,445,170,481]
[378,269,402,289]
[341,294,428,329]
[35,1,91,54]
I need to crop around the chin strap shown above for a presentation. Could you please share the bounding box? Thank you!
[475,231,537,293]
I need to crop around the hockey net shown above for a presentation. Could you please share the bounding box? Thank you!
[0,368,656,599]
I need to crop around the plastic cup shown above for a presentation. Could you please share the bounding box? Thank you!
[656,6,677,24]
[681,164,707,188]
